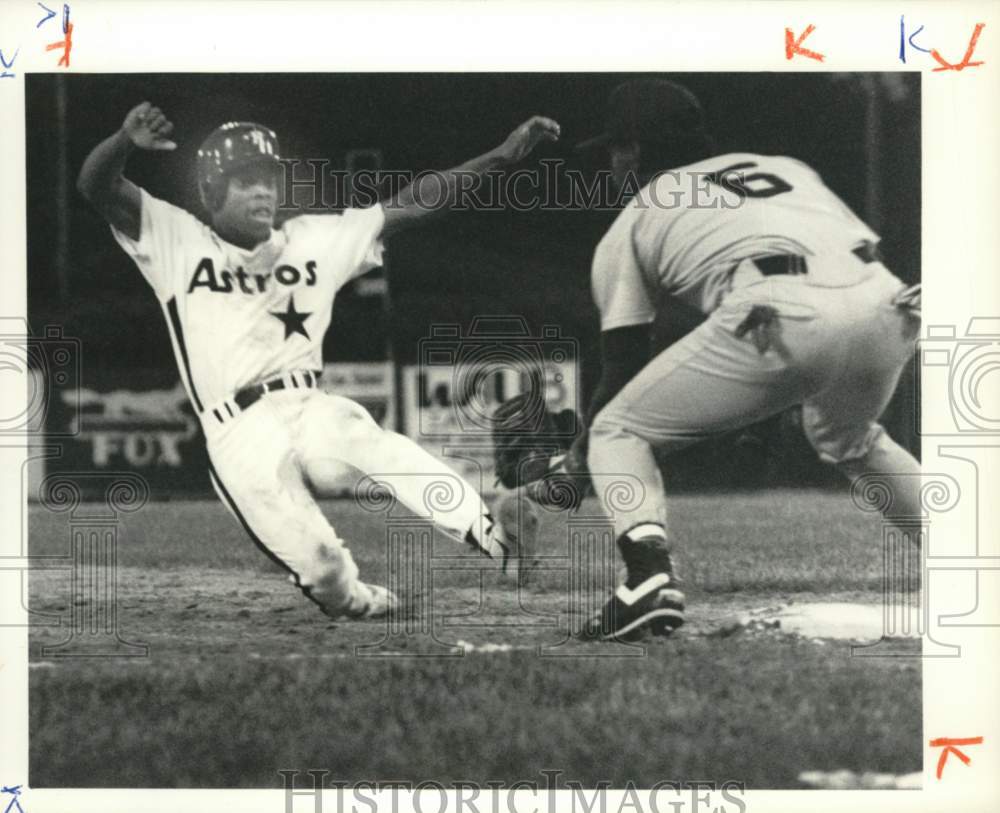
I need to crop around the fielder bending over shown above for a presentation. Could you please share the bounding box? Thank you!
[569,80,922,640]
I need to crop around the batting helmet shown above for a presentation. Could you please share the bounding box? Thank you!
[196,121,282,210]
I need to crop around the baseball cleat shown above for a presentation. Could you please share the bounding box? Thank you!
[584,573,684,641]
[583,533,685,640]
[583,573,686,641]
[343,582,399,620]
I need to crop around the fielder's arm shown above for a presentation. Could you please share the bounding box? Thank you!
[566,324,652,466]
[380,115,560,238]
[77,102,177,240]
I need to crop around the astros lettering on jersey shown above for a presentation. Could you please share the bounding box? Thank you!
[111,189,385,417]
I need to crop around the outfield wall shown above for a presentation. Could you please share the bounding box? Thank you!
[29,353,866,502]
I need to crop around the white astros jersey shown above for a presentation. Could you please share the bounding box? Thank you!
[591,153,880,330]
[111,189,384,413]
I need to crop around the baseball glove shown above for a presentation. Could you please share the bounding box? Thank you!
[492,393,591,508]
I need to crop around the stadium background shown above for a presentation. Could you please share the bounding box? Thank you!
[26,72,920,498]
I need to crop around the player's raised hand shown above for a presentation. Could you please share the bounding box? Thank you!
[122,101,177,151]
[495,116,561,164]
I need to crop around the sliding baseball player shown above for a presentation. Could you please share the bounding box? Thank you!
[77,102,560,620]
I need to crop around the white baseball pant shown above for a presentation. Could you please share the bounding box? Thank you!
[202,377,499,616]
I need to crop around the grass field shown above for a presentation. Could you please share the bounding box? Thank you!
[28,490,921,789]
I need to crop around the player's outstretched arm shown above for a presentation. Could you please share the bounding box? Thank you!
[77,102,177,241]
[380,115,560,238]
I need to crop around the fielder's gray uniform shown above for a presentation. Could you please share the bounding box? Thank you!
[587,153,921,535]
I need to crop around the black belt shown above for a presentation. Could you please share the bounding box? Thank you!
[752,241,883,277]
[232,370,322,412]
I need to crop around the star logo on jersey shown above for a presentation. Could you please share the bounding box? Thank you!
[270,295,312,340]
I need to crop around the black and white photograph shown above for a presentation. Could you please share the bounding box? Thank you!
[2,2,998,812]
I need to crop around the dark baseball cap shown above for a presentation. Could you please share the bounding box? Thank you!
[575,79,706,152]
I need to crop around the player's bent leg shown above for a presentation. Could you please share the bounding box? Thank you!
[205,407,394,620]
[299,394,515,568]
[828,425,923,527]
[589,312,809,539]
[588,417,668,539]
[586,418,683,639]
[801,294,921,533]
[208,460,392,619]
[588,404,680,640]
[586,313,812,639]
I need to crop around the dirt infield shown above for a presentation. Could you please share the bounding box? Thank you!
[26,566,902,659]
[27,490,922,788]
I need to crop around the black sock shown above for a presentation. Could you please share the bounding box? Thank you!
[618,531,673,589]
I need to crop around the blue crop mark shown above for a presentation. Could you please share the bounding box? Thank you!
[899,14,932,63]
[1,785,25,813]
[36,2,56,27]
[0,46,18,79]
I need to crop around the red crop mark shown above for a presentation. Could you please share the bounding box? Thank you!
[930,736,984,779]
[45,20,73,67]
[785,24,825,62]
[931,22,986,71]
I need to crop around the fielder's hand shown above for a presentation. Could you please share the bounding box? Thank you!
[122,101,177,151]
[495,116,561,164]
[526,436,593,510]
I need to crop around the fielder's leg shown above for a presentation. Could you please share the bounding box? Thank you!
[799,291,922,644]
[586,305,816,638]
[802,290,922,526]
[832,428,922,518]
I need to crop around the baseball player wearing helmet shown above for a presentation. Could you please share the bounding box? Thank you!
[571,80,922,640]
[77,101,560,620]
